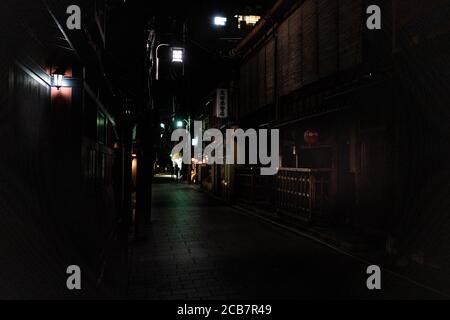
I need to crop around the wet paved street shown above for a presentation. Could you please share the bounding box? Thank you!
[128,177,444,300]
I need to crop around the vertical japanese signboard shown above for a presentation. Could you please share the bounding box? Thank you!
[216,88,228,119]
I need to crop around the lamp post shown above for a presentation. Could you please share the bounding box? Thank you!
[155,44,185,80]
[155,43,170,81]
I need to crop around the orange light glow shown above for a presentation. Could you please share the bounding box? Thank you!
[51,87,72,98]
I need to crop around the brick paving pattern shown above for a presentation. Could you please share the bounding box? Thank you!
[128,177,445,300]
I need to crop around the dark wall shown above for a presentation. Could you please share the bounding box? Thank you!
[0,57,84,299]
[0,1,120,299]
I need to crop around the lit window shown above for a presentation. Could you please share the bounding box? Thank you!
[236,15,261,29]
[214,16,227,26]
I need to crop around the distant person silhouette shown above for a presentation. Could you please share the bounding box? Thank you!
[174,164,180,182]
[170,165,175,178]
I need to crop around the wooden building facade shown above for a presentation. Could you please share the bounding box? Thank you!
[226,0,450,267]
[0,0,130,298]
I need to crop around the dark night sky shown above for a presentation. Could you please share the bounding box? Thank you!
[108,0,275,115]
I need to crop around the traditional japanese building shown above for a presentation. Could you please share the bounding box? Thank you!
[0,0,135,298]
[201,0,450,269]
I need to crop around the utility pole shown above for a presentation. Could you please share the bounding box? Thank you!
[120,98,134,254]
[135,19,156,240]
[182,21,190,183]
[182,22,187,77]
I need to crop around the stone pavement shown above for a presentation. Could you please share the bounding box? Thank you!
[127,176,445,300]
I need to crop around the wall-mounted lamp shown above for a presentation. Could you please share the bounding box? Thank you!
[52,73,65,90]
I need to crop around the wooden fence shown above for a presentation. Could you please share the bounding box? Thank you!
[235,167,331,223]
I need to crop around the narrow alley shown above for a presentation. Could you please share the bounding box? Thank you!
[128,177,444,300]
[2,0,450,302]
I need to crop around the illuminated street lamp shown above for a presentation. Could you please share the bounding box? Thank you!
[155,43,169,81]
[175,118,191,132]
[171,48,184,63]
[213,16,227,26]
[155,44,185,80]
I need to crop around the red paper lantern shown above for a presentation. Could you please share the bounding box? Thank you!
[304,130,319,145]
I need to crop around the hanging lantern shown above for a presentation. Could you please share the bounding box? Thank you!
[304,130,319,145]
